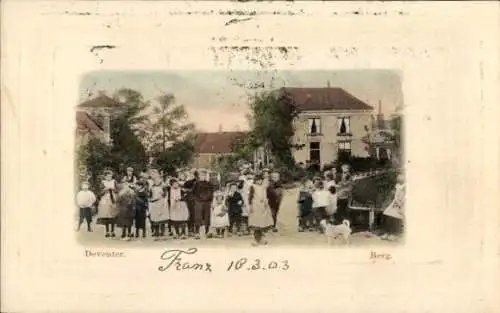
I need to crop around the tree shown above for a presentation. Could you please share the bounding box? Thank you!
[153,140,195,176]
[148,93,195,156]
[110,116,148,173]
[77,137,114,192]
[113,88,151,130]
[241,90,302,168]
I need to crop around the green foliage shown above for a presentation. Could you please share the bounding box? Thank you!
[149,93,196,156]
[239,90,301,168]
[114,88,150,128]
[77,137,114,191]
[351,171,398,209]
[153,140,195,176]
[110,116,148,172]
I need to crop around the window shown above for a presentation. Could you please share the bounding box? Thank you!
[308,118,321,135]
[338,141,352,159]
[337,116,351,135]
[309,142,321,165]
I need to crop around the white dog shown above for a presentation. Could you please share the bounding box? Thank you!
[320,219,352,245]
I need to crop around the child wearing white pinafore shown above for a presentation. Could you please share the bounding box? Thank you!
[239,173,253,235]
[210,193,229,238]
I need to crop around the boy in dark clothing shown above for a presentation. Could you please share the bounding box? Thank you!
[226,183,244,235]
[191,170,215,239]
[134,181,149,238]
[297,180,313,232]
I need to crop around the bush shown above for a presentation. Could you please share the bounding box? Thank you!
[351,171,398,209]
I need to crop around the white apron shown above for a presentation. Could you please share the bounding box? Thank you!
[149,183,169,223]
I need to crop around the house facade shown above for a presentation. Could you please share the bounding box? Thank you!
[76,94,127,145]
[75,111,106,147]
[192,131,247,169]
[279,87,374,168]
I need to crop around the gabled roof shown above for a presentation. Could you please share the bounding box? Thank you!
[280,87,373,111]
[76,111,104,132]
[78,94,125,108]
[194,131,247,154]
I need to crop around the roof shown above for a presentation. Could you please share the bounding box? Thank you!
[76,111,104,132]
[279,87,374,111]
[194,131,247,154]
[78,94,125,108]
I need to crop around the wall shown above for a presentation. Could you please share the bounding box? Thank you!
[292,110,373,167]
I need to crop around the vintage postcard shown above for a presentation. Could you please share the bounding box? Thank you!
[2,1,499,313]
[75,69,404,248]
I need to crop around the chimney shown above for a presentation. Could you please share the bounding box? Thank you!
[218,124,223,132]
[327,81,331,88]
[376,100,385,129]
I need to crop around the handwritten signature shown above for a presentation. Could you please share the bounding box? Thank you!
[159,248,213,272]
[158,248,290,272]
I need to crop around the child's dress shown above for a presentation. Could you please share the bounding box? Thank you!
[248,184,274,230]
[115,187,136,227]
[168,187,189,222]
[211,201,230,228]
[97,179,119,224]
[149,182,169,224]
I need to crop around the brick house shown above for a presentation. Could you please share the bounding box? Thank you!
[278,87,374,168]
[77,94,127,144]
[75,111,106,147]
[192,131,247,169]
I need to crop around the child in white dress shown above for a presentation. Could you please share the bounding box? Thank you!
[97,170,119,238]
[210,192,229,238]
[168,179,189,239]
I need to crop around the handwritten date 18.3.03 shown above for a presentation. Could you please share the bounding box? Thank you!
[227,258,289,272]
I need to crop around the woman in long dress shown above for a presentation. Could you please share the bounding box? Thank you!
[381,174,405,241]
[97,170,120,238]
[248,173,274,246]
[149,170,169,240]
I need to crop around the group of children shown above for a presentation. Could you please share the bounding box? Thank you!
[76,166,279,245]
[297,165,353,233]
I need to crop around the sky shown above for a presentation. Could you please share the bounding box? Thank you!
[79,70,403,132]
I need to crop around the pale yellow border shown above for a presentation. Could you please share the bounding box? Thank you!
[2,1,499,312]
